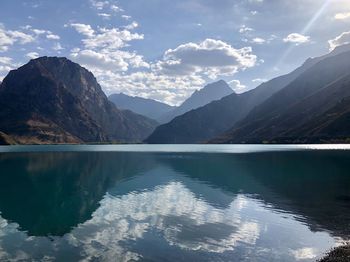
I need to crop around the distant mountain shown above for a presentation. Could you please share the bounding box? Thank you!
[159,80,233,123]
[0,132,15,145]
[145,57,323,144]
[0,57,157,144]
[146,44,350,144]
[213,49,350,143]
[108,93,174,121]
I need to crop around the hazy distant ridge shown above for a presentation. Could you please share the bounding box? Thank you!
[109,93,175,122]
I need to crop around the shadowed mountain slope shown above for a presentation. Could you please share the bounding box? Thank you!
[159,80,233,124]
[146,60,318,143]
[213,50,350,143]
[0,57,157,144]
[146,44,350,144]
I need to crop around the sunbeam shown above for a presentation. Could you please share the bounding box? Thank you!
[301,0,332,35]
[275,0,332,70]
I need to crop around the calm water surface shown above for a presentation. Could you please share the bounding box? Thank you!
[0,145,349,261]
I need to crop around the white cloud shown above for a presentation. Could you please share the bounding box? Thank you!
[90,0,124,13]
[0,32,14,52]
[68,10,258,105]
[0,183,261,260]
[69,22,257,104]
[71,49,129,72]
[21,25,32,30]
[244,35,275,45]
[96,70,204,105]
[328,31,350,51]
[229,79,246,93]
[7,31,35,44]
[24,27,61,42]
[334,12,350,20]
[239,25,254,34]
[0,56,20,80]
[291,248,317,260]
[155,39,257,80]
[26,52,39,59]
[52,42,64,51]
[32,29,46,35]
[98,13,111,19]
[46,33,60,40]
[69,23,158,100]
[283,33,310,44]
[70,23,146,71]
[124,22,138,30]
[0,24,35,52]
[0,56,13,65]
[70,23,95,37]
[251,37,265,44]
[90,0,110,10]
[78,27,143,50]
[122,15,132,20]
[252,78,267,84]
[110,4,124,12]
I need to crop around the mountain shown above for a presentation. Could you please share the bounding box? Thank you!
[159,80,233,123]
[0,57,157,144]
[108,93,174,121]
[213,49,350,143]
[0,132,15,145]
[145,56,323,144]
[146,44,350,144]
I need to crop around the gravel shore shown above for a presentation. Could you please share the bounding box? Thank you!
[319,244,350,262]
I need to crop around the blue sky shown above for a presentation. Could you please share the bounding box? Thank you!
[0,0,350,105]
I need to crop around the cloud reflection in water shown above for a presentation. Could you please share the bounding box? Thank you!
[0,179,338,262]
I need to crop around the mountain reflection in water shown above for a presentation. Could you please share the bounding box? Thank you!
[0,149,349,261]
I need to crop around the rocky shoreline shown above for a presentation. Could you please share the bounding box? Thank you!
[319,244,350,262]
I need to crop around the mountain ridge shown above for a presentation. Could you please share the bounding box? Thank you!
[145,44,350,144]
[145,52,323,144]
[211,50,350,143]
[0,56,157,144]
[159,80,234,123]
[108,93,174,121]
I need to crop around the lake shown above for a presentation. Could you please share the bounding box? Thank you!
[0,145,349,261]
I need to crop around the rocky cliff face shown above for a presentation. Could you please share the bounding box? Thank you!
[0,57,157,144]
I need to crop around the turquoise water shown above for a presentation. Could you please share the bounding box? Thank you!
[0,145,349,261]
